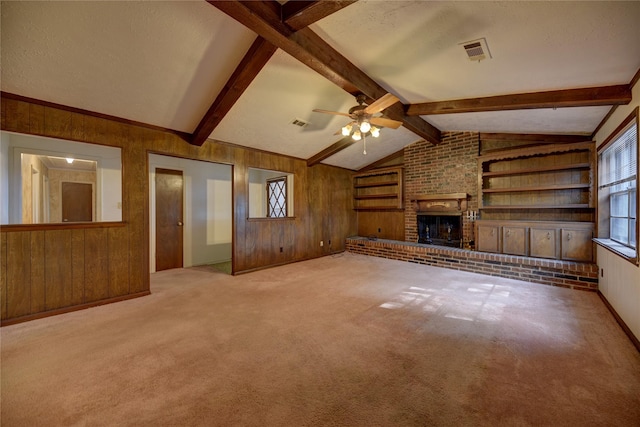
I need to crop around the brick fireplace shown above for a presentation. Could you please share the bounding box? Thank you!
[404,132,479,246]
[413,193,469,248]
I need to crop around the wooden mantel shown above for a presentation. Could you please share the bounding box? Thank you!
[410,193,469,213]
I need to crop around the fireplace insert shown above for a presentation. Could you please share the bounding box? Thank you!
[417,214,462,247]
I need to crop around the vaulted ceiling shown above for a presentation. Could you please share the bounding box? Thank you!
[2,1,639,170]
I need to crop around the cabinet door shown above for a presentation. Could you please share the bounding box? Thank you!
[561,229,593,262]
[530,228,557,259]
[502,226,527,256]
[477,225,500,253]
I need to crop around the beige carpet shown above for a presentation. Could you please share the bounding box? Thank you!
[2,253,639,426]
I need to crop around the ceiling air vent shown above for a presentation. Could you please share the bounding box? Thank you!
[290,118,309,128]
[461,38,491,62]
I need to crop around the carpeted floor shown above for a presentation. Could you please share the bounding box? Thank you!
[1,253,639,426]
[209,260,232,275]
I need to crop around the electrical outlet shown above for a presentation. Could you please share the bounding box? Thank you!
[320,240,324,247]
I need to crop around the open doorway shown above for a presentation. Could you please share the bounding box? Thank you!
[149,154,232,275]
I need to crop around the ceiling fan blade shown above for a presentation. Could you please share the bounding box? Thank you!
[312,109,352,117]
[364,93,400,115]
[370,117,403,129]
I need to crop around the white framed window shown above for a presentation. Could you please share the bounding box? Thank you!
[597,108,638,261]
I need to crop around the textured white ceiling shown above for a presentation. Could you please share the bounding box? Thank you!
[1,1,256,132]
[312,1,640,101]
[2,1,640,170]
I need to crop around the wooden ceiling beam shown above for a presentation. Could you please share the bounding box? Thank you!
[406,84,632,116]
[307,137,357,167]
[190,36,277,146]
[210,0,441,148]
[283,1,357,31]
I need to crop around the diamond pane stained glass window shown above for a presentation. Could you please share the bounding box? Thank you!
[267,177,287,218]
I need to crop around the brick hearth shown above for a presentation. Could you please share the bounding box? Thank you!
[346,237,599,291]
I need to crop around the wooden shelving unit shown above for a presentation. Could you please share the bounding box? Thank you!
[478,141,595,213]
[476,140,596,262]
[353,167,403,210]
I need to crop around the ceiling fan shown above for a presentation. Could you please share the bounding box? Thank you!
[313,93,402,154]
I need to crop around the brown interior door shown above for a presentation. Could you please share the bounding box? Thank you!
[155,168,184,271]
[62,182,92,222]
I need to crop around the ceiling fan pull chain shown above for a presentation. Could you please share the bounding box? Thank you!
[363,134,367,155]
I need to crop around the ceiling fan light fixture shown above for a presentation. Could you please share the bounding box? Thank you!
[352,130,362,141]
[370,126,380,138]
[359,120,371,133]
[342,124,352,136]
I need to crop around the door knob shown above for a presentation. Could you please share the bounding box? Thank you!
[177,221,183,226]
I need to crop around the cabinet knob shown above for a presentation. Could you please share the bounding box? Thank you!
[546,232,551,240]
[506,229,511,237]
[567,232,572,241]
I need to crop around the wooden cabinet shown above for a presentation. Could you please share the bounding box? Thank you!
[474,220,594,262]
[561,228,593,261]
[530,227,558,259]
[477,224,500,253]
[353,167,403,211]
[502,226,527,256]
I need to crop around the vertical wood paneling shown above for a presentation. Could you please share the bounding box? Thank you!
[84,228,109,303]
[71,230,85,305]
[127,128,148,293]
[30,231,46,313]
[2,96,359,321]
[6,232,32,318]
[29,104,45,135]
[44,230,73,310]
[71,112,85,141]
[1,233,8,320]
[43,107,74,140]
[3,99,30,132]
[83,115,110,145]
[108,226,130,297]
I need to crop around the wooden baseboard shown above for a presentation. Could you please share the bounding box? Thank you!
[234,251,346,275]
[0,291,151,327]
[598,291,640,353]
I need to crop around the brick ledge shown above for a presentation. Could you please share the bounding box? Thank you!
[346,237,598,291]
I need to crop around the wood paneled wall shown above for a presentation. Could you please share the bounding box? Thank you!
[1,97,357,323]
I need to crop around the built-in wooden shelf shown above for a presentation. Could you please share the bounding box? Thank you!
[475,138,596,263]
[481,204,591,210]
[354,193,398,199]
[478,141,595,212]
[353,167,403,211]
[354,180,397,188]
[482,183,591,193]
[482,162,591,178]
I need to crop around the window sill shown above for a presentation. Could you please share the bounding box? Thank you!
[593,238,638,264]
[247,216,297,222]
